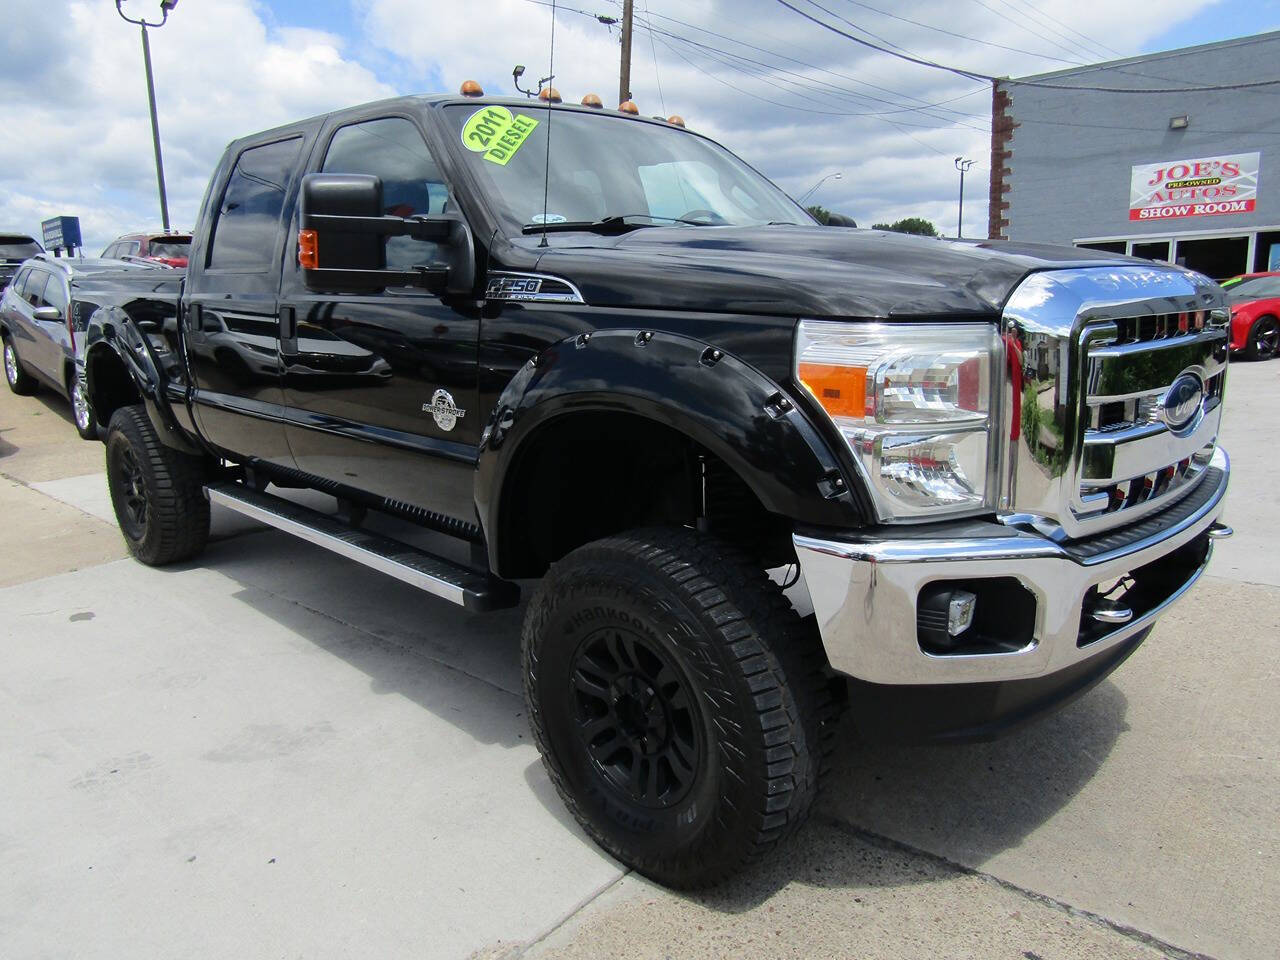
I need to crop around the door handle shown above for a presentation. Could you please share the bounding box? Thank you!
[280,305,298,355]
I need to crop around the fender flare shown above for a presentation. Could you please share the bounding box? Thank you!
[84,305,202,455]
[475,328,867,568]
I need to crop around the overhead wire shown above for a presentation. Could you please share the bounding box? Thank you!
[775,0,1280,92]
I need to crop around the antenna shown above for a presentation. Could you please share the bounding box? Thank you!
[538,0,557,248]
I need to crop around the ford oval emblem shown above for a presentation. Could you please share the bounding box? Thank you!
[1162,373,1204,432]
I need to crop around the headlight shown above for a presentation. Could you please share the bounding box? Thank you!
[795,321,1002,521]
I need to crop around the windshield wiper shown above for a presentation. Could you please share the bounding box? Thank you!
[520,214,708,235]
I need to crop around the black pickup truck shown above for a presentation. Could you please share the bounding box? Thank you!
[80,89,1232,887]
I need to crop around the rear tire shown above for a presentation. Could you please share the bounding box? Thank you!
[522,527,837,888]
[105,404,209,565]
[3,335,36,395]
[69,373,99,440]
[1244,315,1279,360]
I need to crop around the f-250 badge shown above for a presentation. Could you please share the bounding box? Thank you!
[425,389,466,431]
[486,276,543,300]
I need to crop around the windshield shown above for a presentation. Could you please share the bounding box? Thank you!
[148,238,191,258]
[443,104,809,232]
[1227,275,1280,303]
[0,238,41,260]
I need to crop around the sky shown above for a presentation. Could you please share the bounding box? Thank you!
[2,0,1277,253]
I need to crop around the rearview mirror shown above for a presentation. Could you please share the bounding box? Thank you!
[827,213,858,228]
[32,305,61,321]
[299,173,476,296]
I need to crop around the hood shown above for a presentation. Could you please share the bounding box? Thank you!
[520,226,1142,319]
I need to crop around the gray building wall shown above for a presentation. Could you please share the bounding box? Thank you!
[996,33,1280,248]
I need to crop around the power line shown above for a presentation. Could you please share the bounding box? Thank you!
[1000,0,1125,60]
[960,0,1097,63]
[776,0,1280,92]
[826,0,1089,66]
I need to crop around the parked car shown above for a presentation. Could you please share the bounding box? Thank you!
[100,232,192,268]
[0,254,168,438]
[0,233,44,290]
[1222,271,1280,359]
[80,90,1231,888]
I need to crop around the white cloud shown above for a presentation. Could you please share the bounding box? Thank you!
[0,0,1227,250]
[0,0,394,253]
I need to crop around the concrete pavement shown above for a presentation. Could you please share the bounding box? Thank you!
[0,362,1276,959]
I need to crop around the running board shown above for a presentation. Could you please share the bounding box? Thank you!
[206,482,519,612]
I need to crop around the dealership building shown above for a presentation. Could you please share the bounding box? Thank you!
[988,31,1280,279]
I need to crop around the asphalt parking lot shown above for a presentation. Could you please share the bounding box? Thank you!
[1,363,1275,960]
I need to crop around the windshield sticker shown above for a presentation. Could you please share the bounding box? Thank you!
[461,106,540,166]
[528,213,567,224]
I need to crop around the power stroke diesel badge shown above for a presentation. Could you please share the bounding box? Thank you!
[425,389,466,431]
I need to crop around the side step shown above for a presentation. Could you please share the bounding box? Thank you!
[206,482,520,612]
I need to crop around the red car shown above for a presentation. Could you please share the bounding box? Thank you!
[1224,271,1280,360]
[100,232,191,269]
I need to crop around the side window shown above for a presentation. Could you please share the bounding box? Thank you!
[10,267,29,295]
[126,241,141,257]
[43,276,69,315]
[24,271,49,307]
[321,117,450,270]
[208,137,304,270]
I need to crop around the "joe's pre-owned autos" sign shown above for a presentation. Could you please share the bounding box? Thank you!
[1129,152,1260,221]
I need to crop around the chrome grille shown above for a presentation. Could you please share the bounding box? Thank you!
[1001,266,1229,539]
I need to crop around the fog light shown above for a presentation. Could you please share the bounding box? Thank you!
[948,590,977,636]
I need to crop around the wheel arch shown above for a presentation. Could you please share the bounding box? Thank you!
[476,329,866,579]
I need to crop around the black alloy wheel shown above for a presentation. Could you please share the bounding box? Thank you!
[1245,316,1280,360]
[112,442,149,540]
[105,404,210,565]
[523,526,839,888]
[570,624,703,810]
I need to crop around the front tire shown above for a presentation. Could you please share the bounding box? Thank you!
[69,374,99,440]
[1244,315,1279,360]
[3,335,36,395]
[105,404,210,565]
[522,527,836,888]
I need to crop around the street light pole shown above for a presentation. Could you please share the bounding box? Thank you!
[954,156,975,239]
[798,171,843,204]
[116,0,178,233]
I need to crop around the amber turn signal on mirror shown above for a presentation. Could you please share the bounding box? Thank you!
[298,229,318,270]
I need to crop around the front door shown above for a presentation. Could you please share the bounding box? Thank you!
[277,114,481,525]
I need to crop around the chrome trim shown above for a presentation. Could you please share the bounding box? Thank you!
[793,446,1227,685]
[1001,265,1228,538]
[484,270,585,303]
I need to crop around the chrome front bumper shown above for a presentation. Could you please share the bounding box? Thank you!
[794,447,1229,686]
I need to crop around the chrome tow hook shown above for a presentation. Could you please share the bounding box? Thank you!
[1089,598,1134,625]
[1207,523,1234,540]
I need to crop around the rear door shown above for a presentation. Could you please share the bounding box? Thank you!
[184,134,310,466]
[14,268,54,380]
[275,112,481,523]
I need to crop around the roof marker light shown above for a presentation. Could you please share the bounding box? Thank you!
[667,115,685,127]
[460,80,484,97]
[539,87,563,103]
[581,93,603,108]
[618,100,639,115]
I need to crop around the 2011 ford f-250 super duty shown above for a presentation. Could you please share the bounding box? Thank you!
[76,88,1232,888]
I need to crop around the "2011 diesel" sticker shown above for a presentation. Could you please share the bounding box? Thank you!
[461,106,539,166]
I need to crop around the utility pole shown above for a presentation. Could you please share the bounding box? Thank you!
[619,0,634,105]
[954,156,975,239]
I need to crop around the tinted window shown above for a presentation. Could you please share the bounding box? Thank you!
[149,238,191,258]
[43,276,69,314]
[1228,276,1280,301]
[23,270,49,306]
[10,267,30,293]
[208,137,303,270]
[321,117,449,269]
[0,238,42,259]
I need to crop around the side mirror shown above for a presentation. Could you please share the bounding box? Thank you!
[299,173,475,296]
[827,213,858,228]
[32,305,61,321]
